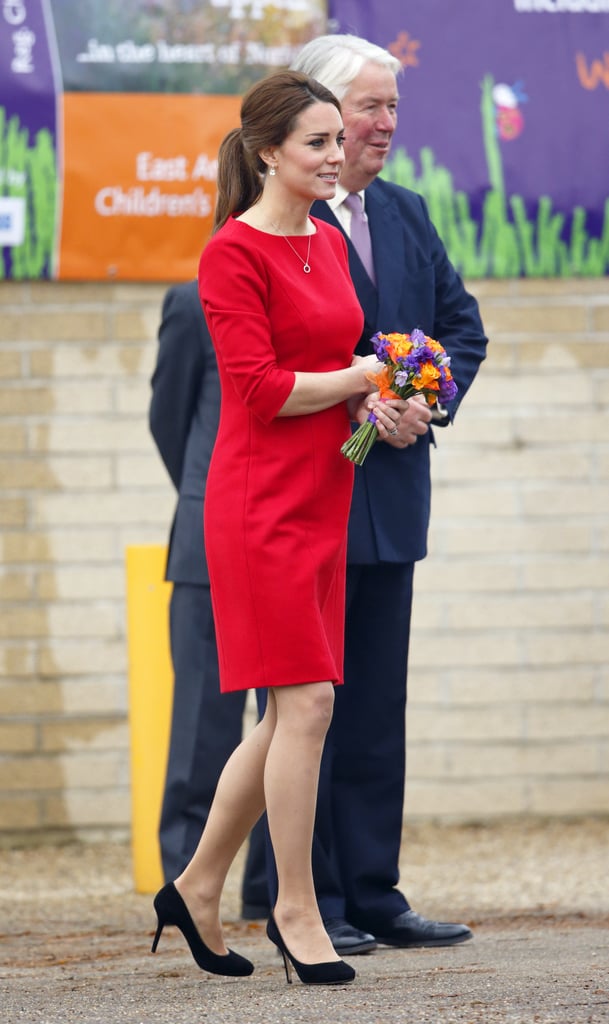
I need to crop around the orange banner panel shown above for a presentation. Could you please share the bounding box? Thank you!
[58,93,241,281]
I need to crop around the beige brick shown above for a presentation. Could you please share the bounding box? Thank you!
[0,499,27,526]
[29,282,112,304]
[406,778,527,819]
[37,566,125,601]
[59,753,124,788]
[0,757,64,790]
[0,457,60,489]
[0,281,29,304]
[0,721,38,752]
[111,282,169,305]
[445,595,594,630]
[115,377,156,415]
[2,528,116,564]
[518,340,609,371]
[435,446,592,484]
[410,628,522,669]
[29,417,150,456]
[112,309,161,341]
[41,718,128,752]
[0,680,63,715]
[453,410,605,446]
[0,571,33,600]
[24,381,114,414]
[29,344,148,378]
[46,604,117,639]
[0,350,22,377]
[38,641,127,677]
[34,491,173,527]
[0,423,26,452]
[414,558,521,593]
[527,778,609,815]
[116,454,169,488]
[0,386,54,415]
[402,743,448,778]
[592,304,609,331]
[439,523,591,556]
[458,371,592,406]
[526,704,609,740]
[0,608,49,638]
[44,788,130,827]
[482,304,588,336]
[522,559,609,590]
[408,705,524,743]
[0,645,36,678]
[522,485,609,518]
[0,796,41,829]
[524,630,607,667]
[0,311,108,342]
[441,741,599,778]
[60,679,125,715]
[440,667,597,705]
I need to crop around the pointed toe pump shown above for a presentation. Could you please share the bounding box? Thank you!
[266,914,355,985]
[151,882,254,977]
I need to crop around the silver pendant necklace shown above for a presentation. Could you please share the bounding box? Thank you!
[278,231,312,273]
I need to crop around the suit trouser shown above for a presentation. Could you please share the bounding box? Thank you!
[255,562,414,926]
[159,582,267,903]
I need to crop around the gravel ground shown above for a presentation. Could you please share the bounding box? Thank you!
[1,818,608,1023]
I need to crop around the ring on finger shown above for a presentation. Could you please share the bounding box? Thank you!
[389,427,399,436]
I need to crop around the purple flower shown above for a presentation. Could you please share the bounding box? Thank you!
[370,332,390,359]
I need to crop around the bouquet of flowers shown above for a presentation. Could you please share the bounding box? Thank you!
[341,328,458,465]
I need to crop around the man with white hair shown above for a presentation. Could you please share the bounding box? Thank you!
[275,32,488,952]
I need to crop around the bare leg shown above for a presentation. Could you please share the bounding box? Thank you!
[175,697,277,953]
[267,681,338,964]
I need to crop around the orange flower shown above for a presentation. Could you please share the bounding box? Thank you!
[413,361,441,401]
[366,364,400,400]
[386,334,414,362]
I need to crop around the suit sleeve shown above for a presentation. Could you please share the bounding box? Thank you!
[149,283,206,490]
[199,238,295,425]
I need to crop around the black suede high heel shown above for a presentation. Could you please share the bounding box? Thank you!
[266,913,355,985]
[151,882,254,977]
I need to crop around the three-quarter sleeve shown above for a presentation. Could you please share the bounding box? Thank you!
[199,237,296,425]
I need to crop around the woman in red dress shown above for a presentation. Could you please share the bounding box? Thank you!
[151,70,395,986]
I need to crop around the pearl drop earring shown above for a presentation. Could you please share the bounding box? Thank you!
[269,166,276,176]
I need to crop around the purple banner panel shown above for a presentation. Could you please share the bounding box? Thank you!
[0,0,59,279]
[329,0,609,276]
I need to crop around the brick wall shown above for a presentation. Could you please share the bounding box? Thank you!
[0,278,607,842]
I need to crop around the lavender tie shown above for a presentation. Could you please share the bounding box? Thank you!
[344,192,376,285]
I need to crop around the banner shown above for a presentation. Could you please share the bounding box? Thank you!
[330,0,609,277]
[0,0,58,279]
[0,0,326,281]
[2,1,608,279]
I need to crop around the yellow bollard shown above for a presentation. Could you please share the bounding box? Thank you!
[125,544,173,894]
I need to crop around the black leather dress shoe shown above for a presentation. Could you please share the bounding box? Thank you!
[324,917,377,955]
[373,910,473,948]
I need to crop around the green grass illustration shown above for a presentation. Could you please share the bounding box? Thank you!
[381,74,609,278]
[0,107,57,280]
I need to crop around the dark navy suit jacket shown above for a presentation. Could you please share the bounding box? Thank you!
[311,178,487,566]
[150,281,218,585]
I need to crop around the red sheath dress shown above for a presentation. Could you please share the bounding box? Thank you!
[198,216,364,692]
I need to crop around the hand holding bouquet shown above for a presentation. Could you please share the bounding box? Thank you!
[341,329,458,465]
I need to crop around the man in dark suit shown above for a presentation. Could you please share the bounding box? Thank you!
[149,283,268,915]
[286,33,488,948]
